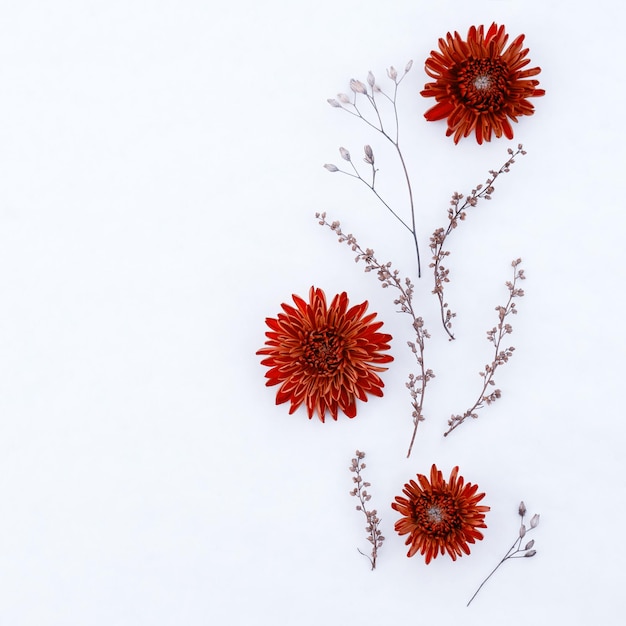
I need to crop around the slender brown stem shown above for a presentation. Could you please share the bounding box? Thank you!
[466,540,518,607]
[430,147,526,339]
[329,66,422,278]
[394,142,421,277]
[467,507,539,606]
[349,451,383,570]
[317,214,432,456]
[444,259,525,437]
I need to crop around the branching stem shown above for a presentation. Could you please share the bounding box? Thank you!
[430,146,526,340]
[327,64,421,277]
[317,214,433,457]
[467,504,540,607]
[444,259,525,437]
[349,451,384,570]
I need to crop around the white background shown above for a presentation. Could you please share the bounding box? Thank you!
[0,0,624,624]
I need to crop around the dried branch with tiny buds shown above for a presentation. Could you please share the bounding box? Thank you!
[467,501,540,607]
[430,146,526,340]
[444,259,525,437]
[317,213,434,457]
[324,61,422,277]
[349,450,385,570]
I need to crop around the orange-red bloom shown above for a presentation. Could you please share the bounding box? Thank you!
[392,465,490,564]
[421,23,545,144]
[257,287,393,422]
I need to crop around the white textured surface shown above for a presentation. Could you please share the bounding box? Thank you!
[0,0,623,623]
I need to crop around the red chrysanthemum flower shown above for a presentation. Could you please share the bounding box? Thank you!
[421,23,545,144]
[257,287,393,422]
[392,465,490,564]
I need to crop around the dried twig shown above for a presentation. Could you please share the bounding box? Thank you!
[430,146,527,340]
[317,213,434,457]
[444,259,525,437]
[349,450,385,570]
[325,62,422,277]
[467,501,540,607]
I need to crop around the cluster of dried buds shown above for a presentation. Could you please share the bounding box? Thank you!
[349,450,385,570]
[316,213,432,456]
[444,258,526,437]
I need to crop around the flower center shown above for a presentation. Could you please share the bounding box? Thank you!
[426,505,444,524]
[414,494,461,536]
[302,330,344,375]
[457,57,508,111]
[473,74,491,90]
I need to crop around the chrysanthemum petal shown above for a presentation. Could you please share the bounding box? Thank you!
[423,100,456,122]
[392,465,490,564]
[421,23,544,143]
[257,287,393,421]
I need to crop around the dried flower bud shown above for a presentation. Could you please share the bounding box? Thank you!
[387,66,397,81]
[524,539,535,550]
[367,71,375,86]
[338,93,351,103]
[339,147,351,161]
[363,144,374,164]
[324,164,339,172]
[530,514,540,528]
[518,501,526,517]
[524,550,537,557]
[327,98,342,108]
[405,60,413,72]
[519,524,526,538]
[350,79,367,94]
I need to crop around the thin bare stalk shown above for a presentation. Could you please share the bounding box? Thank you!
[467,502,540,607]
[325,62,421,277]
